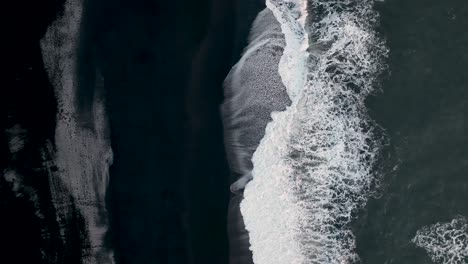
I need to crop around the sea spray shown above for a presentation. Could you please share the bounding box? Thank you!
[240,0,387,263]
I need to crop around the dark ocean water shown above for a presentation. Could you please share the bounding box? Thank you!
[355,0,468,263]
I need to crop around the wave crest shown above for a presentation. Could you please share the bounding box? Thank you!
[241,1,387,263]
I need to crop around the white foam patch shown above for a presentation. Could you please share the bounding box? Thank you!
[266,0,308,101]
[3,169,45,220]
[6,124,27,154]
[3,169,23,195]
[40,0,114,263]
[241,0,387,263]
[412,217,468,264]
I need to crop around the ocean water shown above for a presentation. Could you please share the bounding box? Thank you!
[224,0,468,264]
[355,0,468,263]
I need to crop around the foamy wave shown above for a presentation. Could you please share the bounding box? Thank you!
[241,0,387,263]
[412,217,468,264]
[266,0,308,100]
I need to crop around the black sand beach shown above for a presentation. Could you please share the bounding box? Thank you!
[3,0,266,263]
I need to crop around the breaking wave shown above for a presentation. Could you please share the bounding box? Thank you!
[412,216,468,264]
[240,0,387,263]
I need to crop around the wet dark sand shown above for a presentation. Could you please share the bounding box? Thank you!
[2,0,91,262]
[77,0,265,263]
[4,0,269,263]
[228,194,254,264]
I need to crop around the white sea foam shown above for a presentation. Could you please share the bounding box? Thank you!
[40,0,114,263]
[412,216,468,264]
[240,1,387,263]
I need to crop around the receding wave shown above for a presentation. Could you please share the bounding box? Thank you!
[222,8,290,264]
[412,216,468,264]
[240,0,387,263]
[222,8,290,194]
